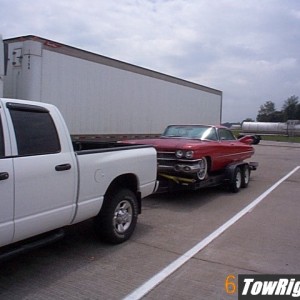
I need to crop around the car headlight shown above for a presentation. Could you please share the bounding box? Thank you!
[176,150,184,158]
[185,151,194,159]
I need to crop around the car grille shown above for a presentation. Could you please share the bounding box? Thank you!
[157,151,175,160]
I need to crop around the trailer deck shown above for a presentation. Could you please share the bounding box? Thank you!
[157,161,258,193]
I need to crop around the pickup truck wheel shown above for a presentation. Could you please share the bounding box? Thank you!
[241,164,250,188]
[196,157,208,180]
[230,166,242,193]
[94,189,138,244]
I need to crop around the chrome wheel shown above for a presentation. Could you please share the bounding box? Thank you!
[94,189,138,244]
[230,166,242,193]
[235,169,242,189]
[113,200,133,233]
[241,165,250,188]
[197,157,208,180]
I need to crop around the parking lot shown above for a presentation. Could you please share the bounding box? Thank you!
[0,141,300,300]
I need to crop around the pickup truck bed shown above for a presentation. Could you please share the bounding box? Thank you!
[72,140,151,152]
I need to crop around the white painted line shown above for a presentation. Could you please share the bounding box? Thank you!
[123,166,300,300]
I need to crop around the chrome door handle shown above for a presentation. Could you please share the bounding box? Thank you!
[55,164,71,171]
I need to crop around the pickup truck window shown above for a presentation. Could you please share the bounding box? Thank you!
[0,115,4,158]
[9,109,61,156]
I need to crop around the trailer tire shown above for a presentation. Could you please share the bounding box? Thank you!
[229,166,242,193]
[94,188,138,244]
[241,164,250,188]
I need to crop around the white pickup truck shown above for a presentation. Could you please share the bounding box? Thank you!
[0,98,157,258]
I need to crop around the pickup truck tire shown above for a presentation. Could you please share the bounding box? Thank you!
[94,189,138,244]
[229,166,242,193]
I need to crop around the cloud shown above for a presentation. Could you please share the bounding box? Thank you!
[290,8,300,19]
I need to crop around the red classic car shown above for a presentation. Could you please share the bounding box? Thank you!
[126,125,255,183]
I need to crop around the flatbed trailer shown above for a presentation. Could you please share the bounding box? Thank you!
[157,161,258,193]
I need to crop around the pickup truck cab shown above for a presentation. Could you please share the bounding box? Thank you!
[0,98,157,256]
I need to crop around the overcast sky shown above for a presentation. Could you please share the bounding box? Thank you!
[1,0,300,122]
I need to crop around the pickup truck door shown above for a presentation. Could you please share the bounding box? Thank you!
[7,103,77,243]
[0,114,14,247]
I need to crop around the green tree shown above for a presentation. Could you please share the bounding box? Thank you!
[243,118,254,122]
[296,103,300,120]
[270,111,284,122]
[282,95,299,121]
[257,101,276,121]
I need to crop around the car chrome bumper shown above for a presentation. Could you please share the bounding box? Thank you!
[158,162,201,174]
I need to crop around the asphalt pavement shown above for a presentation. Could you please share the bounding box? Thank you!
[0,141,299,300]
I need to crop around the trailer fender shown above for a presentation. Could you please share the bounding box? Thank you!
[225,163,247,193]
[225,162,250,184]
[225,163,240,182]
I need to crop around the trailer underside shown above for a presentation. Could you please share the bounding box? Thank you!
[156,161,258,193]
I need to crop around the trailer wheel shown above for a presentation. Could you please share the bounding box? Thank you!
[94,188,138,244]
[241,164,250,188]
[230,166,242,193]
[196,157,208,180]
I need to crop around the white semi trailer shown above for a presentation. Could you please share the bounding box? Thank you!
[0,35,4,98]
[1,35,222,139]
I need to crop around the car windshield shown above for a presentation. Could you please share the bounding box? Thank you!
[162,125,218,140]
